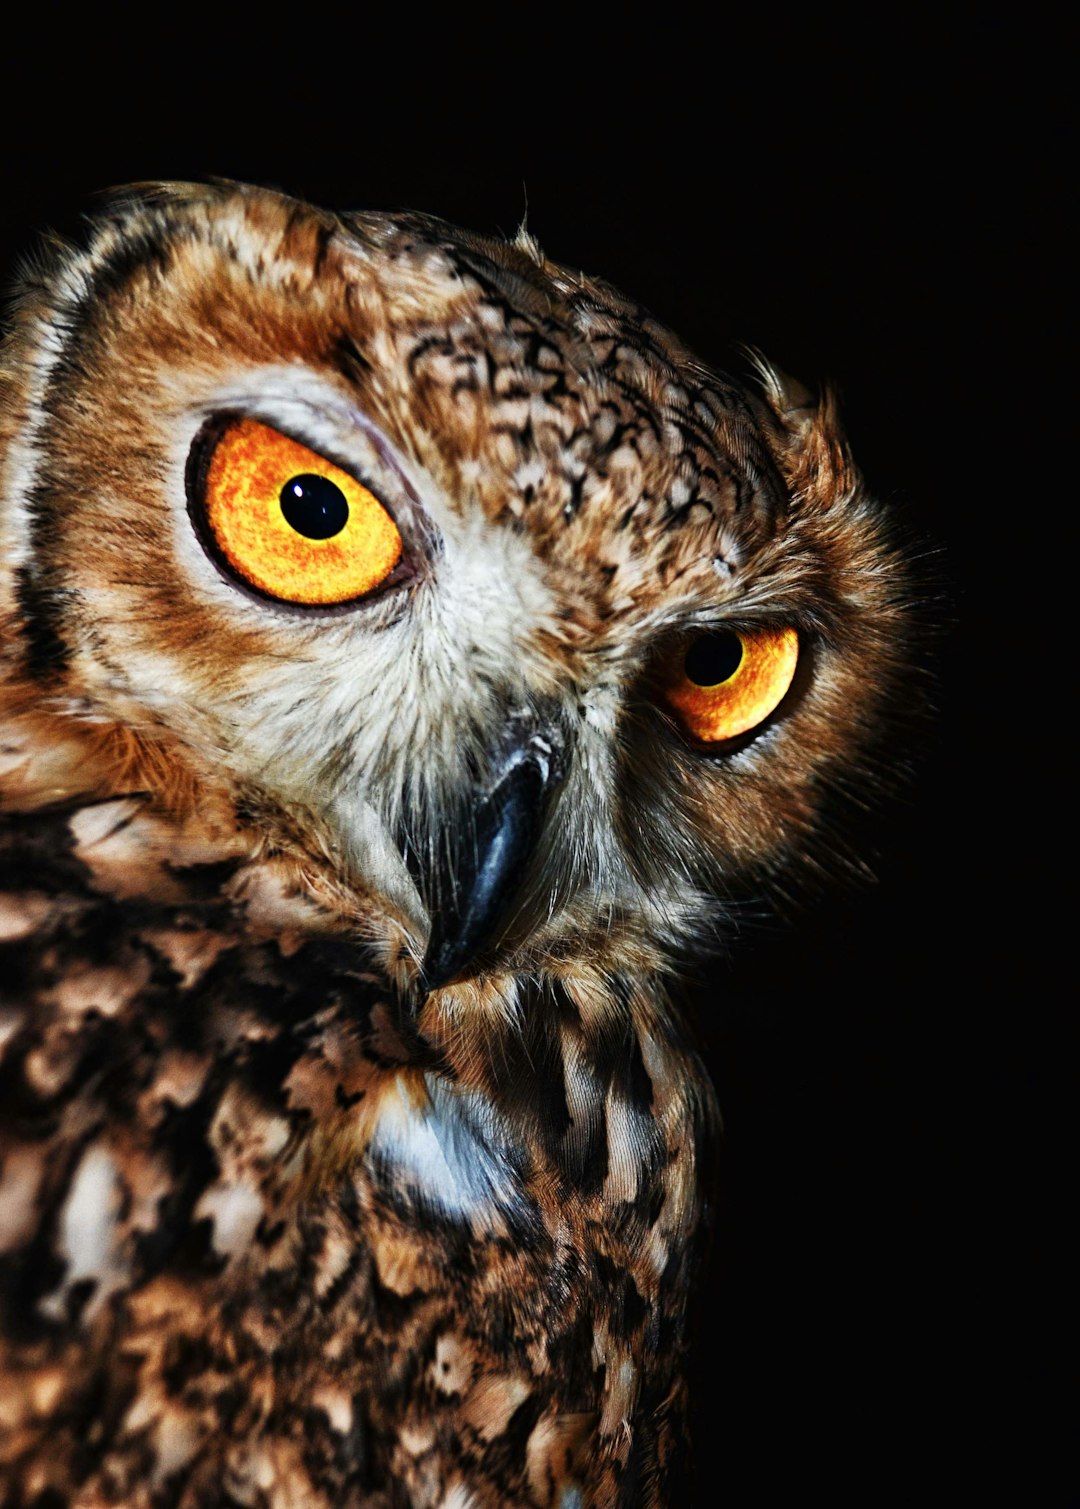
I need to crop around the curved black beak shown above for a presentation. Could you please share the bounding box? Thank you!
[419,722,564,992]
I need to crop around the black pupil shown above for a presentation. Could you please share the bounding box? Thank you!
[684,631,743,686]
[279,474,349,539]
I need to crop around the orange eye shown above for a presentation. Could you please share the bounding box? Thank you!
[660,626,799,744]
[195,418,403,605]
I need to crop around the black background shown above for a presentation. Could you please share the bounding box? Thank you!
[1,20,1054,1505]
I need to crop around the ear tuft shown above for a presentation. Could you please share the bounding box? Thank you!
[512,222,546,267]
[747,349,860,510]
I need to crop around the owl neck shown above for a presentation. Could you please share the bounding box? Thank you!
[418,967,683,1091]
[405,969,710,1224]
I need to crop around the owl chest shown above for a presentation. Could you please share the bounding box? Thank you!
[0,1069,692,1508]
[262,1067,700,1501]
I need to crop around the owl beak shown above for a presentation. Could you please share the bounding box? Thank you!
[419,723,565,992]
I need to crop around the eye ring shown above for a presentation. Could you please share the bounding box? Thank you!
[658,625,799,746]
[186,414,414,613]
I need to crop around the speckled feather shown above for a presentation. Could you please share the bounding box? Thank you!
[0,184,911,1506]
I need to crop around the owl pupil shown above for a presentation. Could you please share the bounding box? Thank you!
[684,632,743,686]
[279,474,349,539]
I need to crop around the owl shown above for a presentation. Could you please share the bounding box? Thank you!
[0,183,910,1507]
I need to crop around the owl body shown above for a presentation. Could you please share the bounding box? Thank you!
[0,186,908,1505]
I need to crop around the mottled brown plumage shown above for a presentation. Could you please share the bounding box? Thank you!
[0,183,911,1505]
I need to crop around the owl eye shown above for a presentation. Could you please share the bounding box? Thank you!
[191,417,403,605]
[660,626,799,745]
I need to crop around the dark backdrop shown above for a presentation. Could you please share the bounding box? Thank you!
[1,23,1047,1505]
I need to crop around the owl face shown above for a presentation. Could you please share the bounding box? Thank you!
[0,185,906,986]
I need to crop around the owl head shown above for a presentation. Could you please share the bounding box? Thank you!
[0,182,910,1002]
